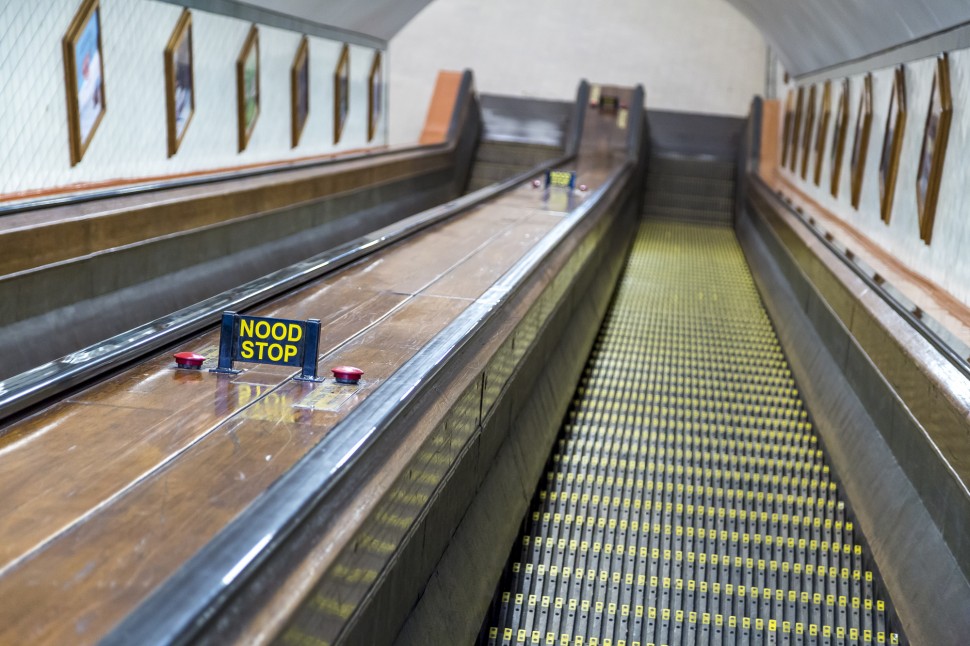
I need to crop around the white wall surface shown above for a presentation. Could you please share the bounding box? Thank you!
[388,0,766,145]
[778,49,970,305]
[0,0,386,198]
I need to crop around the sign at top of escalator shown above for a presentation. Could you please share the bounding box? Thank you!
[600,95,619,115]
[545,170,576,190]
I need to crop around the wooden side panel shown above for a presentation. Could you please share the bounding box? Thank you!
[759,98,781,182]
[419,70,464,145]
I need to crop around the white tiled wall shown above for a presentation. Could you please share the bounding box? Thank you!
[778,49,970,305]
[0,0,387,197]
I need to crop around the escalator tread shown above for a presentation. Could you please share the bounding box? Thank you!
[481,220,903,646]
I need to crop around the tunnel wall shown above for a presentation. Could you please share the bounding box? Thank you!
[0,0,386,199]
[388,0,765,145]
[774,49,970,307]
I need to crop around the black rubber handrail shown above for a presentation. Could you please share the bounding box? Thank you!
[750,175,970,383]
[103,89,635,646]
[0,143,446,217]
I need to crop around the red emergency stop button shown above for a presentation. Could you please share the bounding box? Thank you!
[174,352,206,369]
[332,366,363,384]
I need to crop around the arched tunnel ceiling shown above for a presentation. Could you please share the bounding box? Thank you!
[238,0,434,42]
[724,0,970,76]
[228,0,970,77]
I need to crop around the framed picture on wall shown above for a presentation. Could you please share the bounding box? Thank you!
[291,36,309,148]
[63,0,106,166]
[334,44,350,144]
[236,25,260,152]
[164,9,194,158]
[878,66,907,224]
[367,50,382,142]
[781,90,794,167]
[800,84,816,180]
[916,54,953,245]
[850,74,873,209]
[830,79,850,198]
[790,87,804,172]
[813,81,831,186]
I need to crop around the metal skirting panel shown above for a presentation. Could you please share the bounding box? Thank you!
[737,200,970,644]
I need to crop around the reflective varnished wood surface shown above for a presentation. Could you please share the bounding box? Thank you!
[0,110,628,643]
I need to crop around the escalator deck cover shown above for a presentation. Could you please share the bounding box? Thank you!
[483,221,902,646]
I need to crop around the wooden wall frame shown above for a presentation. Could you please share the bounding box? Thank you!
[63,0,106,166]
[164,9,194,158]
[878,66,907,224]
[367,50,382,142]
[236,25,260,152]
[850,74,873,209]
[781,90,794,167]
[830,79,850,198]
[916,54,953,245]
[813,81,832,186]
[790,87,804,172]
[801,85,817,180]
[291,36,309,148]
[334,44,350,145]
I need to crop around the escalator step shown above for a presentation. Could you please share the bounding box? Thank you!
[481,220,903,646]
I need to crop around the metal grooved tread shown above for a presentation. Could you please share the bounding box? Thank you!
[481,221,903,646]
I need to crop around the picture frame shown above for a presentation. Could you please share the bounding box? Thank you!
[781,90,794,167]
[291,36,309,148]
[916,54,953,245]
[878,66,907,224]
[63,0,106,166]
[236,25,260,152]
[789,87,804,172]
[813,81,831,186]
[164,9,194,158]
[800,84,816,180]
[850,74,873,209]
[830,79,850,198]
[367,50,382,142]
[334,44,350,144]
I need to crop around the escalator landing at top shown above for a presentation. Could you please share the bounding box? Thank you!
[482,220,903,646]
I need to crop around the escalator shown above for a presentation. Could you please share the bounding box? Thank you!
[480,155,904,645]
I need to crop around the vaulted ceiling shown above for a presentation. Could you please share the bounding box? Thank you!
[238,0,970,77]
[238,0,434,42]
[723,0,970,76]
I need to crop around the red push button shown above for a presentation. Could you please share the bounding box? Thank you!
[332,366,363,384]
[174,352,206,369]
[532,179,542,188]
